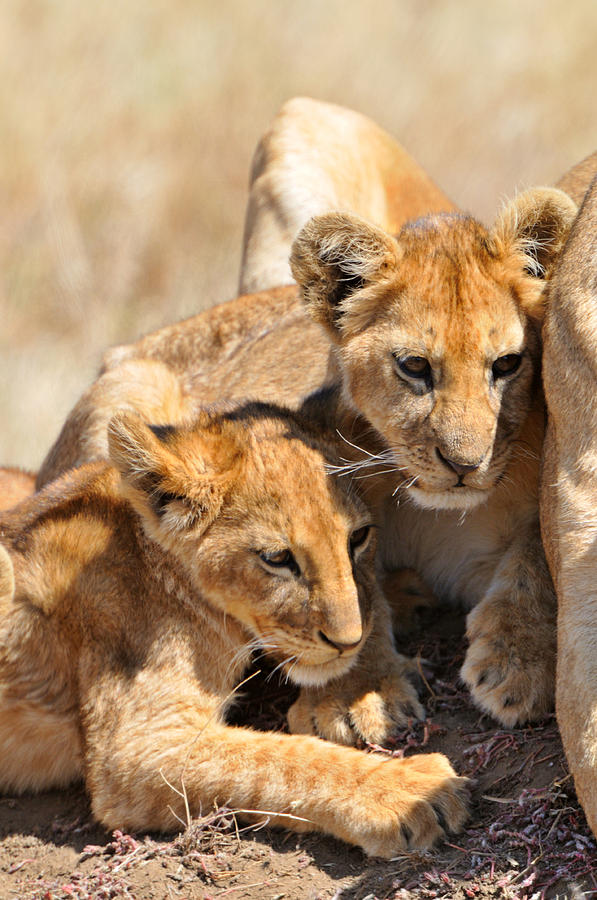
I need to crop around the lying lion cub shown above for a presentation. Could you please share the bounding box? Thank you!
[0,403,468,855]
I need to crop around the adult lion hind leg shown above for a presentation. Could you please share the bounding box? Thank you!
[37,358,192,488]
[460,521,557,727]
[239,97,454,294]
[541,176,597,837]
[82,659,469,858]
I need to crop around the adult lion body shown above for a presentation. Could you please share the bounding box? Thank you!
[541,176,597,837]
[37,99,581,729]
[0,404,468,855]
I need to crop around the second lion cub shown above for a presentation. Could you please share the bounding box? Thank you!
[0,403,468,856]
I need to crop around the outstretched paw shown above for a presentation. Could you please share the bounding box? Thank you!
[355,753,470,857]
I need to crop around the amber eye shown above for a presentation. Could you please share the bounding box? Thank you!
[395,355,431,380]
[349,525,371,555]
[259,549,300,576]
[492,353,522,379]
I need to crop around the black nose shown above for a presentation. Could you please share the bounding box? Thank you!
[319,631,361,653]
[436,448,481,476]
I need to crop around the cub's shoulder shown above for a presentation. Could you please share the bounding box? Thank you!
[0,463,134,615]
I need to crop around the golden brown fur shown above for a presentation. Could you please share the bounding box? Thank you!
[540,176,597,837]
[38,186,577,729]
[0,405,468,854]
[239,97,454,294]
[288,192,576,729]
[36,102,587,728]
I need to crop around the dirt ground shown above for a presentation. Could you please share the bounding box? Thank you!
[1,612,594,900]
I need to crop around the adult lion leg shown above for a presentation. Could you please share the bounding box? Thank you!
[82,656,468,857]
[541,177,597,837]
[239,97,454,294]
[460,520,557,726]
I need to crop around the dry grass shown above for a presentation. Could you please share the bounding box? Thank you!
[1,0,596,469]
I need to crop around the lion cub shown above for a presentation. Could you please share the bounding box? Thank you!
[0,403,468,856]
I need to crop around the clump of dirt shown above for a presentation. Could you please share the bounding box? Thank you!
[1,612,595,900]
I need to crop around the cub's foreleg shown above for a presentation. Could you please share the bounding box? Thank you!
[460,519,556,726]
[82,659,468,857]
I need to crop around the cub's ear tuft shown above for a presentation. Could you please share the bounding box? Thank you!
[108,412,229,540]
[107,412,169,494]
[107,412,188,523]
[491,187,578,280]
[290,212,401,337]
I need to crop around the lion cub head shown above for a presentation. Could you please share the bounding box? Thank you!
[107,405,375,687]
[291,189,577,511]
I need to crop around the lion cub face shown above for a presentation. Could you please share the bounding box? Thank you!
[291,189,578,511]
[108,406,375,687]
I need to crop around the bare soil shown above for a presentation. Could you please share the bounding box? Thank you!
[1,612,594,900]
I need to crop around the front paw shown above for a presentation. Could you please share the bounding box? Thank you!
[288,655,424,746]
[352,753,470,856]
[461,601,556,727]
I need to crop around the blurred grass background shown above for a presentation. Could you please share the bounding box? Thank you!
[1,0,596,469]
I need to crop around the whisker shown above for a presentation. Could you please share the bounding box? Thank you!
[334,430,393,461]
[284,655,303,684]
[354,467,404,480]
[403,474,420,490]
[266,655,297,682]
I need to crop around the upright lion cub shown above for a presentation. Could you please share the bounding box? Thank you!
[0,404,468,855]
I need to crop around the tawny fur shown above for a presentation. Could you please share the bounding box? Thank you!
[39,202,577,729]
[36,101,585,728]
[540,176,597,839]
[0,406,468,855]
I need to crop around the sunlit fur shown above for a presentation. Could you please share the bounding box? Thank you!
[0,405,468,855]
[541,176,597,840]
[31,103,581,732]
[290,186,578,727]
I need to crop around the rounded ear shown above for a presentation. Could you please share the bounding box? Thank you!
[290,212,401,337]
[491,187,578,280]
[107,412,224,538]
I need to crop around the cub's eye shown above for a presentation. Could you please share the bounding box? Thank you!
[395,355,431,380]
[259,549,300,576]
[349,525,371,555]
[492,353,522,379]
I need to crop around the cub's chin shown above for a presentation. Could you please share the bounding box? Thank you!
[406,483,490,513]
[282,653,359,688]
